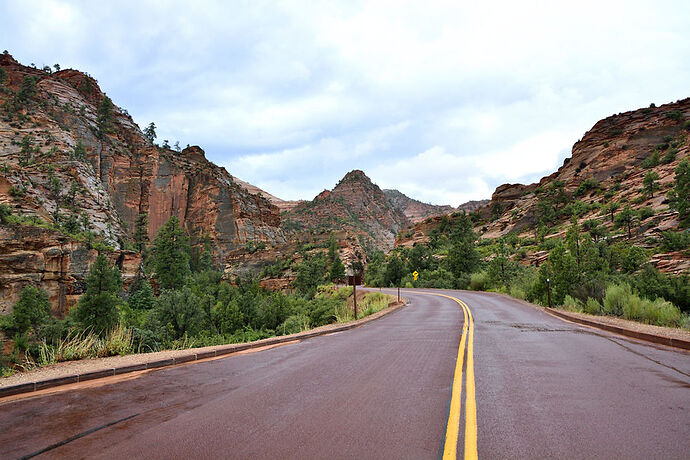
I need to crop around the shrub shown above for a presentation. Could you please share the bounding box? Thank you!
[573,178,599,197]
[0,203,12,224]
[469,271,489,291]
[562,295,581,312]
[659,231,690,251]
[637,207,654,220]
[279,314,310,334]
[666,110,683,122]
[584,297,602,315]
[154,287,205,341]
[8,186,26,198]
[641,152,660,168]
[602,283,633,316]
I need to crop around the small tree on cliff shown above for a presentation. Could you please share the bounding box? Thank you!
[151,216,191,290]
[73,254,122,335]
[96,95,115,138]
[668,159,690,227]
[144,122,157,144]
[615,205,636,239]
[642,171,660,198]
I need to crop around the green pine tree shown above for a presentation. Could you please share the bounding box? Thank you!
[151,216,191,289]
[329,256,345,282]
[642,170,660,198]
[13,285,51,334]
[96,95,115,138]
[668,159,690,227]
[72,254,122,335]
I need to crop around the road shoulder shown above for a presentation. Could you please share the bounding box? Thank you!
[0,300,407,398]
[477,290,690,351]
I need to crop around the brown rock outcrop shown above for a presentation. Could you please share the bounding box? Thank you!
[0,52,285,314]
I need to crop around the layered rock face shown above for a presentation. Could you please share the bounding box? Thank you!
[383,189,454,223]
[479,98,690,239]
[396,98,690,273]
[0,52,284,314]
[283,170,410,251]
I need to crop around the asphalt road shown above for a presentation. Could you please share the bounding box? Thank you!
[1,289,688,459]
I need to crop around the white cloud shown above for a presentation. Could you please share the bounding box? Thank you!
[2,1,689,207]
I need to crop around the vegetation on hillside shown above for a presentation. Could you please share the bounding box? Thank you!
[0,217,390,376]
[368,173,690,330]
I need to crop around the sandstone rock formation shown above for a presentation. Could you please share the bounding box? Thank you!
[282,170,410,252]
[383,189,454,223]
[0,52,284,314]
[396,98,690,274]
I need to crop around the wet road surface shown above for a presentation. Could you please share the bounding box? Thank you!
[0,289,688,459]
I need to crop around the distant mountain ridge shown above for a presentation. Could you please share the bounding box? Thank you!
[282,170,410,251]
[383,189,454,223]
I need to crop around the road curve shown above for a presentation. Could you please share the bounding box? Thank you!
[0,289,688,459]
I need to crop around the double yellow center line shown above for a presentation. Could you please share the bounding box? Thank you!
[432,293,477,460]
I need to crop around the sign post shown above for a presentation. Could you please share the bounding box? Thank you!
[546,278,552,309]
[353,282,358,320]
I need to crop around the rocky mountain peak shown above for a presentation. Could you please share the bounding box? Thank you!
[282,169,410,251]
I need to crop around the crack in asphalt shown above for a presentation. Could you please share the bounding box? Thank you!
[18,413,140,459]
[603,337,690,380]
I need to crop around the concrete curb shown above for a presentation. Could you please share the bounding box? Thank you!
[545,308,690,351]
[0,300,407,399]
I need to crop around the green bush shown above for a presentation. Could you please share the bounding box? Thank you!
[601,283,682,327]
[602,283,632,316]
[562,295,581,312]
[584,297,602,315]
[469,271,489,291]
[72,254,122,336]
[659,231,690,252]
[279,314,309,335]
[154,287,205,342]
[12,286,50,334]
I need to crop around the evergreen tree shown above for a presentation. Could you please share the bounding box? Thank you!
[198,247,214,272]
[72,254,122,335]
[445,213,480,277]
[294,253,328,296]
[668,159,690,227]
[548,241,579,304]
[0,203,12,224]
[17,76,37,103]
[384,254,405,287]
[364,251,386,286]
[151,216,191,289]
[96,96,114,137]
[327,236,338,262]
[329,256,345,282]
[128,276,155,310]
[603,202,620,223]
[154,287,204,341]
[13,285,51,334]
[134,213,149,252]
[144,122,156,143]
[615,205,636,239]
[72,140,87,160]
[642,170,660,198]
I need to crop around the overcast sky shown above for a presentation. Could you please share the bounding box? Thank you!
[2,1,689,205]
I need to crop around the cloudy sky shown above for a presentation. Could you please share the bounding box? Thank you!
[2,1,689,205]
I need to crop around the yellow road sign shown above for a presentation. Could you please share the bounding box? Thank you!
[413,270,418,281]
